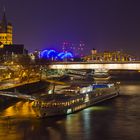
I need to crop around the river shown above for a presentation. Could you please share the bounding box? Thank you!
[0,81,140,140]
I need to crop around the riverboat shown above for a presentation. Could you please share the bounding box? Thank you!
[33,83,120,118]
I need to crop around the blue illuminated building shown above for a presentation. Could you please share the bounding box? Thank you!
[40,49,74,61]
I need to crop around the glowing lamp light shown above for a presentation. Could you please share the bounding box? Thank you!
[67,109,72,114]
[85,94,89,103]
[87,85,93,92]
[80,87,87,94]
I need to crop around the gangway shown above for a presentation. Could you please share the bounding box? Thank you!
[0,91,37,101]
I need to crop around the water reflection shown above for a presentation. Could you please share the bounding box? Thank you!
[0,82,140,140]
[121,83,140,95]
[1,101,36,118]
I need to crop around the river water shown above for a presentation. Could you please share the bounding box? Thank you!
[0,81,140,140]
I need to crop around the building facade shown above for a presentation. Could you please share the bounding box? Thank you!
[0,11,13,47]
[0,10,29,63]
[84,49,136,62]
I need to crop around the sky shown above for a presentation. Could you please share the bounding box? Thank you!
[1,0,140,57]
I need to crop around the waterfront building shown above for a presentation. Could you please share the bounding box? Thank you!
[84,50,136,62]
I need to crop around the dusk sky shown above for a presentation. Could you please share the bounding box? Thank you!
[1,0,140,56]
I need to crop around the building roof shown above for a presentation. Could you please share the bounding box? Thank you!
[0,11,7,32]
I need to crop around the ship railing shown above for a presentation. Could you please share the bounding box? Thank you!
[34,98,85,108]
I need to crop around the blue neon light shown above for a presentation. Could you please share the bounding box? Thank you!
[47,50,56,58]
[61,52,73,59]
[40,50,48,58]
[40,49,74,61]
[58,52,65,57]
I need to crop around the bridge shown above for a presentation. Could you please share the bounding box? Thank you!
[48,61,140,70]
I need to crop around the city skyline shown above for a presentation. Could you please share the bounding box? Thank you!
[1,0,140,57]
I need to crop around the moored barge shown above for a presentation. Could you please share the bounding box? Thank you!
[33,83,120,118]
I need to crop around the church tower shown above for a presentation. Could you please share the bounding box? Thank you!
[0,9,13,48]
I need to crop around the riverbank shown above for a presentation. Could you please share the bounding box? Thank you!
[0,80,49,111]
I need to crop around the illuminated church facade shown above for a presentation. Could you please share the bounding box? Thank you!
[0,11,13,47]
[0,9,28,60]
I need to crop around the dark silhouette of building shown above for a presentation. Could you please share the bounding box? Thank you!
[3,44,28,55]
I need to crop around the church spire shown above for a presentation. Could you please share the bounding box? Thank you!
[0,6,13,46]
[1,6,7,32]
